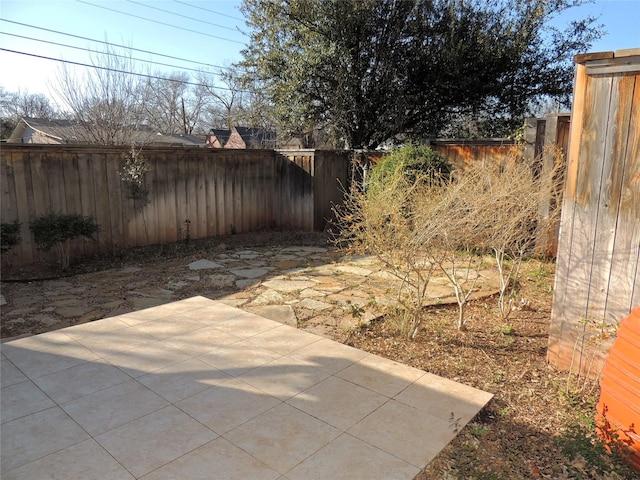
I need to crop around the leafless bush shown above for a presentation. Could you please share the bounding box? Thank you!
[333,160,442,338]
[333,146,565,335]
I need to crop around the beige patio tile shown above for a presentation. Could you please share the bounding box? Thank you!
[159,296,218,311]
[1,380,55,423]
[95,405,217,478]
[244,325,322,355]
[137,357,232,403]
[69,326,158,357]
[102,340,193,377]
[336,353,425,397]
[176,378,281,434]
[140,437,280,480]
[180,301,261,324]
[198,341,282,376]
[61,317,131,340]
[162,325,241,355]
[285,433,419,480]
[130,315,209,340]
[394,372,494,421]
[117,307,173,326]
[0,330,75,356]
[61,379,168,436]
[348,399,456,467]
[287,337,370,374]
[2,342,99,379]
[224,403,340,474]
[208,315,282,338]
[239,356,330,400]
[287,376,388,430]
[0,356,28,387]
[0,407,90,473]
[1,439,134,480]
[32,360,131,404]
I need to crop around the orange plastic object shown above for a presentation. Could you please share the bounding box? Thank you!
[597,306,640,472]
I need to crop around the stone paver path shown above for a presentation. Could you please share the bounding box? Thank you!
[1,297,492,479]
[1,245,500,340]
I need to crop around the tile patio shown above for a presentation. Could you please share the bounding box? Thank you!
[1,296,492,479]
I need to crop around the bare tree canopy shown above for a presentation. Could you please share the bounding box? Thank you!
[51,43,152,145]
[0,87,58,138]
[240,0,602,149]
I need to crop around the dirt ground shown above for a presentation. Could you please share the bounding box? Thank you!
[1,232,637,479]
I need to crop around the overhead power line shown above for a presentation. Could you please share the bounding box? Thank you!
[0,31,225,76]
[0,19,232,72]
[172,0,245,23]
[125,0,246,35]
[76,0,246,45]
[0,48,250,93]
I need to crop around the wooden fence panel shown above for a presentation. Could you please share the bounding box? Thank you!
[1,146,351,267]
[548,50,640,377]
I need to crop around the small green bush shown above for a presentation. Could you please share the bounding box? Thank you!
[1,220,21,253]
[369,144,451,190]
[29,213,100,271]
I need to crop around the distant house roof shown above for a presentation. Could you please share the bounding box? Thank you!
[6,117,204,147]
[225,126,277,149]
[205,129,232,148]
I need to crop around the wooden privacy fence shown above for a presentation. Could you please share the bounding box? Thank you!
[548,49,640,378]
[428,138,519,169]
[1,145,350,266]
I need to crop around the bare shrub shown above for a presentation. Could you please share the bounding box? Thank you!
[333,150,445,338]
[334,144,565,334]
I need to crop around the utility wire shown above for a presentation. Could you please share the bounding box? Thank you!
[0,19,233,71]
[172,0,245,22]
[125,0,245,35]
[0,48,250,93]
[76,0,246,45]
[0,31,225,76]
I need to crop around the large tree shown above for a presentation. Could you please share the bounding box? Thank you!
[240,0,601,148]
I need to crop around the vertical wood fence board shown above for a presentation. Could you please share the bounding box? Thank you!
[600,75,636,322]
[549,63,598,367]
[20,154,37,259]
[62,152,86,258]
[209,155,225,235]
[9,151,35,261]
[90,153,111,254]
[195,155,207,240]
[106,153,125,250]
[45,152,64,215]
[164,154,180,242]
[0,151,26,264]
[548,64,589,366]
[77,152,100,254]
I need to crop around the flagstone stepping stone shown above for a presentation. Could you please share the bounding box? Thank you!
[298,298,334,311]
[333,265,373,276]
[261,278,318,292]
[188,260,223,271]
[229,268,270,279]
[250,290,285,306]
[209,274,237,288]
[244,305,297,327]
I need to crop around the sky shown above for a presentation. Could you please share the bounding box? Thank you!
[0,0,639,103]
